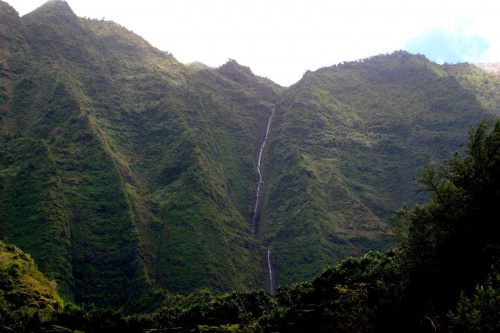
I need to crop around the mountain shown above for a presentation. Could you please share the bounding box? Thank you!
[1,0,499,308]
[0,0,281,308]
[261,52,500,284]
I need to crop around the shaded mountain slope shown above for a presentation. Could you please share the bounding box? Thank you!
[1,0,151,306]
[0,0,281,306]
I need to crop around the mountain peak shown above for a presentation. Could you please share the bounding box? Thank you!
[219,59,254,76]
[217,58,282,90]
[0,1,26,40]
[20,0,97,64]
[24,0,76,21]
[0,0,16,12]
[37,0,71,11]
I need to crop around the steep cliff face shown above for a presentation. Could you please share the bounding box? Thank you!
[260,52,499,284]
[1,0,151,306]
[0,0,279,307]
[1,1,499,308]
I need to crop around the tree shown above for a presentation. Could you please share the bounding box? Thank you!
[392,119,500,325]
[448,272,500,332]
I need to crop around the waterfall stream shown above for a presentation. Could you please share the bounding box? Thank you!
[252,108,275,234]
[251,108,277,293]
[267,249,276,293]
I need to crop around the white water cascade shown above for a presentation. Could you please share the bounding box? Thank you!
[252,108,275,234]
[267,249,276,294]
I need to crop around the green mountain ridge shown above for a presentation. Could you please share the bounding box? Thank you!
[260,51,499,284]
[1,0,499,309]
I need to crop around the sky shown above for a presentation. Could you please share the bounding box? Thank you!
[5,0,500,86]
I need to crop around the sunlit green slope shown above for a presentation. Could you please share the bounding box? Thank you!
[0,241,63,331]
[260,51,500,285]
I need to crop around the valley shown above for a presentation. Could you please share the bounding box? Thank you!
[1,0,500,312]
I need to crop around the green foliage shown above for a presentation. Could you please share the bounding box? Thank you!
[261,51,495,286]
[41,251,406,332]
[448,272,500,332]
[273,250,407,332]
[1,0,280,306]
[389,120,500,330]
[0,137,74,300]
[0,241,63,332]
[2,0,500,315]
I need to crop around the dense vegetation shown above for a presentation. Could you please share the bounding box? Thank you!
[1,0,500,316]
[0,0,280,306]
[0,241,63,332]
[0,119,491,333]
[261,51,499,285]
[3,119,500,332]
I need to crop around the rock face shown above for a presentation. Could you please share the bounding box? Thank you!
[1,0,500,308]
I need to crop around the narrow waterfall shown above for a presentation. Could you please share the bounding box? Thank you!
[252,108,275,234]
[267,249,276,294]
[251,108,277,293]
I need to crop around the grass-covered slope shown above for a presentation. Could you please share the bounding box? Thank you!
[2,0,500,309]
[0,0,283,306]
[189,59,282,225]
[1,0,150,306]
[260,51,499,285]
[80,20,282,294]
[0,241,63,331]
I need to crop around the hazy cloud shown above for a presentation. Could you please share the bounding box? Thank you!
[404,18,490,64]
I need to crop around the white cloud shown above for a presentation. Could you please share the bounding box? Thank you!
[404,18,490,64]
